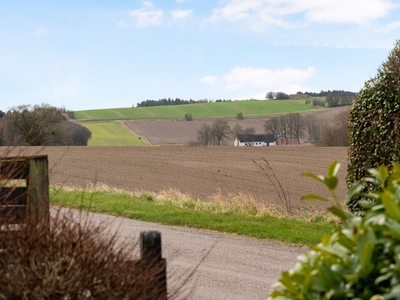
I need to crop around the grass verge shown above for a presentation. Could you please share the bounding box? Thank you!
[50,186,338,246]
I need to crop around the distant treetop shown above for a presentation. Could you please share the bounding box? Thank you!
[136,98,231,107]
[297,90,357,97]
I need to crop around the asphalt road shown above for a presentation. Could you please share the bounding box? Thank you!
[56,208,307,300]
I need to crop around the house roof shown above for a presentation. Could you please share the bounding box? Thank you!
[236,134,275,143]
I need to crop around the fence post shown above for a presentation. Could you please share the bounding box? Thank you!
[140,231,167,299]
[27,156,49,228]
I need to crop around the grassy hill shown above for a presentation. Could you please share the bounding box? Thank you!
[75,100,316,121]
[81,122,146,146]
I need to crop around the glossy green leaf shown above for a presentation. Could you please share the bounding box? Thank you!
[381,191,400,222]
[327,161,341,178]
[327,206,347,221]
[360,241,374,277]
[324,177,338,190]
[303,172,326,184]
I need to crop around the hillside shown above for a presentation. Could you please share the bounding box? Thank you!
[75,100,316,121]
[124,106,350,146]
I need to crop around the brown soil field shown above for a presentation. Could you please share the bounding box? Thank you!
[124,106,350,146]
[3,145,349,214]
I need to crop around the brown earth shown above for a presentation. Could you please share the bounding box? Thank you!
[124,106,350,146]
[3,145,349,214]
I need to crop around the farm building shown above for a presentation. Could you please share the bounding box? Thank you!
[234,134,276,147]
[275,135,299,146]
[304,138,317,145]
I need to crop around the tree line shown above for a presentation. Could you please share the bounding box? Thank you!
[196,119,257,146]
[195,110,349,147]
[297,90,357,97]
[263,111,349,146]
[136,98,232,107]
[265,91,290,100]
[0,104,91,146]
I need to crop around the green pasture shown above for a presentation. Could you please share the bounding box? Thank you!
[75,100,316,121]
[80,122,145,146]
[50,188,338,246]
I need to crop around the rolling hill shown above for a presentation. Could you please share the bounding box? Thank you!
[75,100,316,121]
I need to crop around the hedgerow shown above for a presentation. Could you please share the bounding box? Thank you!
[347,40,400,213]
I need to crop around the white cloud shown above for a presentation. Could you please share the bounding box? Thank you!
[142,1,155,8]
[172,9,193,20]
[176,0,186,2]
[210,0,398,29]
[375,20,400,33]
[200,75,219,84]
[129,8,163,27]
[223,66,316,92]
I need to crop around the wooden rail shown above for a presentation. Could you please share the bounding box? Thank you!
[0,155,49,228]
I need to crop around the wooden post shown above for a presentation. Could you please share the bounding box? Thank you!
[140,231,167,299]
[27,156,49,227]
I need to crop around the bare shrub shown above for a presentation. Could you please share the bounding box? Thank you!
[0,151,168,299]
[0,208,168,299]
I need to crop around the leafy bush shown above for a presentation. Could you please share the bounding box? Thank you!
[270,162,400,299]
[236,112,244,120]
[312,99,325,107]
[347,40,400,213]
[184,113,193,121]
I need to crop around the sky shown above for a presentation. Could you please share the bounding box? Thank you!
[1,0,400,112]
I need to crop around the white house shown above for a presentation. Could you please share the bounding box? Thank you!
[234,134,276,147]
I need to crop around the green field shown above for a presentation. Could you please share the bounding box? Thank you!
[80,122,146,146]
[75,100,316,121]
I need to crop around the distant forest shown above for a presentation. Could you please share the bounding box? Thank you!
[136,90,357,108]
[298,90,357,97]
[136,98,232,107]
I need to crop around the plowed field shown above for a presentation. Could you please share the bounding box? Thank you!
[3,146,349,213]
[124,106,350,145]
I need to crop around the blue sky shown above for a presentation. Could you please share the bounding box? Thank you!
[1,0,399,111]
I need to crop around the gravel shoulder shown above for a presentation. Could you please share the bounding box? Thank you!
[56,207,306,299]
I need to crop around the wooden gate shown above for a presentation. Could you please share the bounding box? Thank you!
[0,155,49,228]
[0,155,167,298]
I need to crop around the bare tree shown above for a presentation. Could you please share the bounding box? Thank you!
[320,110,349,146]
[197,123,213,145]
[304,114,327,143]
[230,123,244,138]
[263,116,280,139]
[332,110,349,146]
[5,104,64,146]
[243,127,256,135]
[279,115,289,144]
[304,114,317,141]
[211,119,231,146]
[287,113,303,144]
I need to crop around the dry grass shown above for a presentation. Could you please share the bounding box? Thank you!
[53,182,338,223]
